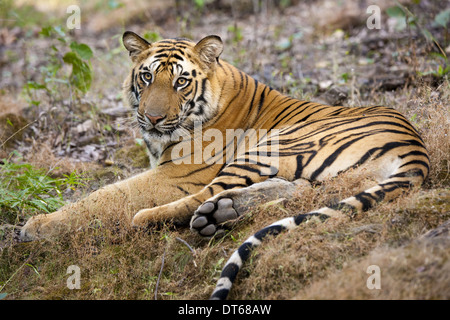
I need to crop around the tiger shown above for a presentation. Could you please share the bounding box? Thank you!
[20,32,429,300]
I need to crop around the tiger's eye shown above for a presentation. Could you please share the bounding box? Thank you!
[177,78,186,85]
[142,73,152,82]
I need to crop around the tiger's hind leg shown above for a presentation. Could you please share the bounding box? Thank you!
[209,150,430,299]
[190,178,311,236]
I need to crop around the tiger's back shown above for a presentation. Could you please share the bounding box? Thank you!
[123,38,427,190]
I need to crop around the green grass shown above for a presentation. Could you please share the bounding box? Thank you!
[0,152,85,224]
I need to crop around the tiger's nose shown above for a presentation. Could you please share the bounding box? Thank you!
[145,113,165,125]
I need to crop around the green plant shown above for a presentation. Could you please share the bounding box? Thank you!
[386,2,447,57]
[435,64,450,77]
[386,3,449,80]
[419,53,450,79]
[386,5,411,31]
[434,8,450,29]
[227,24,243,44]
[107,0,124,10]
[194,0,206,10]
[143,31,162,43]
[23,26,94,105]
[340,72,349,83]
[0,152,85,223]
[426,63,450,78]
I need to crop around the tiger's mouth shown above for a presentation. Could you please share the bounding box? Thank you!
[136,112,171,134]
[139,123,176,137]
[136,105,200,141]
[138,117,193,141]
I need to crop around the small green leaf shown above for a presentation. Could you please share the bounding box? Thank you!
[421,28,434,42]
[63,52,92,93]
[39,26,53,37]
[143,31,162,43]
[386,6,405,18]
[386,6,407,31]
[444,65,450,75]
[70,42,94,60]
[25,263,41,276]
[434,9,450,28]
[53,26,66,39]
[108,0,124,9]
[341,73,349,83]
[27,81,47,90]
[276,39,292,51]
[194,0,205,9]
[135,138,144,146]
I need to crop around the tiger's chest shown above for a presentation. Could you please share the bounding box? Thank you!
[142,135,165,169]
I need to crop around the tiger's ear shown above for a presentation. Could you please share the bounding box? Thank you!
[123,31,151,61]
[194,35,223,69]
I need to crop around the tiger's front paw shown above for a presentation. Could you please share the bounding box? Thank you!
[131,201,193,229]
[190,198,239,237]
[20,214,62,241]
[132,207,161,229]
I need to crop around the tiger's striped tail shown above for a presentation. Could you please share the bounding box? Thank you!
[209,156,429,300]
[209,212,329,300]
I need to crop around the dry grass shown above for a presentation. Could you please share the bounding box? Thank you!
[293,232,450,299]
[228,186,449,300]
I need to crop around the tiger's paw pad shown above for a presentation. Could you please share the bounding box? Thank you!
[190,198,238,237]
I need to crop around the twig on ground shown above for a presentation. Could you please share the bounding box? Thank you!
[154,237,196,300]
[176,237,197,267]
[154,246,167,300]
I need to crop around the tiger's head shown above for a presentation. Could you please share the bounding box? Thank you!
[122,31,223,144]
